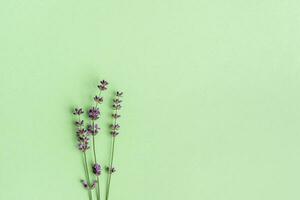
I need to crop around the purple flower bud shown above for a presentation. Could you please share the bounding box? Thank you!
[92,163,102,176]
[94,96,103,104]
[111,124,120,130]
[111,131,119,137]
[106,166,116,174]
[97,80,109,91]
[112,113,121,119]
[75,120,84,126]
[112,104,122,110]
[113,98,122,104]
[116,91,123,97]
[77,129,90,152]
[88,107,100,120]
[90,180,97,189]
[87,123,100,135]
[77,128,87,139]
[73,108,84,115]
[78,143,90,152]
[81,180,89,189]
[100,80,109,86]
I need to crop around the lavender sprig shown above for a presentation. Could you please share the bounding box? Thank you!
[73,108,93,200]
[89,80,109,200]
[81,180,98,190]
[106,91,123,200]
[72,81,124,200]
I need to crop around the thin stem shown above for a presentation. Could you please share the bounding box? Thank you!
[92,122,97,163]
[78,115,93,200]
[92,89,102,200]
[84,152,93,200]
[106,137,115,200]
[91,121,101,200]
[95,91,102,108]
[106,109,118,200]
[97,176,101,200]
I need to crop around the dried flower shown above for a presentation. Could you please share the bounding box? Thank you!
[87,123,100,135]
[78,142,90,152]
[113,99,122,104]
[111,131,119,137]
[81,180,97,190]
[72,82,125,200]
[90,180,97,189]
[92,163,102,176]
[75,120,84,127]
[88,107,100,120]
[112,113,121,119]
[100,80,108,86]
[77,128,86,138]
[106,166,116,174]
[97,80,109,91]
[73,108,84,115]
[116,91,123,97]
[111,124,120,130]
[94,96,103,104]
[112,104,122,110]
[81,180,89,189]
[76,128,90,152]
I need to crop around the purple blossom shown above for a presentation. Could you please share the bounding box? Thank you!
[111,131,119,137]
[88,107,100,120]
[75,120,84,126]
[81,180,97,190]
[76,129,90,152]
[87,123,100,135]
[90,180,97,189]
[78,142,90,152]
[92,163,102,176]
[113,99,122,104]
[94,96,103,104]
[116,91,123,97]
[81,180,89,189]
[112,113,121,119]
[73,108,84,115]
[106,166,116,174]
[111,124,120,130]
[112,104,122,110]
[110,91,123,138]
[97,80,109,91]
[76,128,87,139]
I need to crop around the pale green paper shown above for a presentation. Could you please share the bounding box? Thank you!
[1,1,300,200]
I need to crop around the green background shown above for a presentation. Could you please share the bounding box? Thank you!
[1,0,300,199]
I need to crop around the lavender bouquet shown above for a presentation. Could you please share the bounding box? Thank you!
[73,80,123,200]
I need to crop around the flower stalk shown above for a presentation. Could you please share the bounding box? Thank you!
[106,91,123,200]
[73,109,93,200]
[88,80,108,200]
[72,81,124,200]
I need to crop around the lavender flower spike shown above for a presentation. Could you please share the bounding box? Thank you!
[87,123,100,135]
[90,180,98,189]
[97,80,109,91]
[81,180,89,189]
[73,108,84,115]
[88,107,100,120]
[106,91,123,200]
[92,163,102,176]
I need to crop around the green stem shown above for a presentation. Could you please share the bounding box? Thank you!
[97,176,101,200]
[78,115,92,200]
[106,107,118,200]
[106,126,116,200]
[91,90,102,200]
[84,152,93,200]
[92,121,101,200]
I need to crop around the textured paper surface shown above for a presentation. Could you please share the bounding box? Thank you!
[1,1,300,199]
